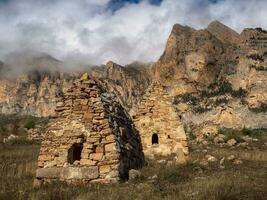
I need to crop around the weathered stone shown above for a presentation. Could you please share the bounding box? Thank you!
[206,155,218,162]
[36,77,144,185]
[105,143,117,152]
[90,153,103,161]
[129,169,141,180]
[61,167,99,179]
[95,146,104,153]
[227,139,237,146]
[132,83,188,161]
[38,154,54,161]
[36,168,61,178]
[99,165,111,174]
[214,134,227,144]
[80,159,97,166]
[227,155,235,161]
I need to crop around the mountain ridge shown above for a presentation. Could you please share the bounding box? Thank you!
[0,21,266,134]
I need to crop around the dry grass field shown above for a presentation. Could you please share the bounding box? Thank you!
[0,135,266,200]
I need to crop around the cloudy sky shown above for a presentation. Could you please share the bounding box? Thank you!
[0,0,266,65]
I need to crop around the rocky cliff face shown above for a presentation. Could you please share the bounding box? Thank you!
[90,61,152,110]
[152,21,241,91]
[0,56,151,117]
[151,21,267,136]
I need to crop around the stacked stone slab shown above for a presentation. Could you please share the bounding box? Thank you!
[132,83,188,162]
[36,75,144,184]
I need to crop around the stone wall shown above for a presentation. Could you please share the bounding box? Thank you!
[132,83,188,163]
[36,75,144,184]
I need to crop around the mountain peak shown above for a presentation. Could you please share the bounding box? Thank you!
[171,23,194,36]
[106,61,122,69]
[207,20,240,44]
[208,20,225,27]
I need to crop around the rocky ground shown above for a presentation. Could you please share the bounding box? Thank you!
[0,121,266,200]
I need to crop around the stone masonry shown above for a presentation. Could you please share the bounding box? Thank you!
[132,83,189,163]
[36,74,144,184]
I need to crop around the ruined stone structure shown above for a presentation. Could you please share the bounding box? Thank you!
[36,75,144,184]
[132,83,188,163]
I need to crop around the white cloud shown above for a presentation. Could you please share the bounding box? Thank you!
[0,0,266,66]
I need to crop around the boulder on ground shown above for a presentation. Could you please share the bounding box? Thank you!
[227,139,237,146]
[129,169,141,181]
[206,155,218,162]
[214,134,227,144]
[227,155,235,161]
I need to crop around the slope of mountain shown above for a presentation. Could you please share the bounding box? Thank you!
[150,21,267,137]
[207,20,241,44]
[0,55,152,116]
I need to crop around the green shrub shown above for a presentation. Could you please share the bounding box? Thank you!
[213,98,229,106]
[24,119,36,129]
[173,93,198,105]
[231,88,248,98]
[188,131,197,140]
[194,106,211,113]
[218,127,244,142]
[241,127,267,138]
[218,127,267,141]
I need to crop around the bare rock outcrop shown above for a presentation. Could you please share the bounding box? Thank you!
[207,20,241,45]
[0,57,152,117]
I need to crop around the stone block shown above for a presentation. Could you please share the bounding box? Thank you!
[106,135,115,142]
[95,146,104,153]
[90,153,103,161]
[36,168,61,178]
[80,159,97,166]
[83,112,93,121]
[101,128,111,135]
[105,143,116,152]
[62,167,99,180]
[38,154,54,161]
[99,165,111,174]
[87,137,100,143]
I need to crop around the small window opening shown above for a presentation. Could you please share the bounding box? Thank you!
[68,143,83,164]
[152,133,159,145]
[167,135,171,139]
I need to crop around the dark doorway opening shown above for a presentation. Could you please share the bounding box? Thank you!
[68,143,83,164]
[152,133,159,145]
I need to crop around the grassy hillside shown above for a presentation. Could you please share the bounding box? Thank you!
[0,136,266,200]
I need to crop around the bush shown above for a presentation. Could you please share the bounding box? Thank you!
[24,119,36,129]
[173,93,198,105]
[218,127,267,141]
[188,131,197,140]
[241,127,267,138]
[247,54,264,62]
[213,98,229,106]
[194,106,211,113]
[231,88,248,98]
[218,128,244,142]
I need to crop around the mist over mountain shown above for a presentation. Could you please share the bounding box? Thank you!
[0,0,267,66]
